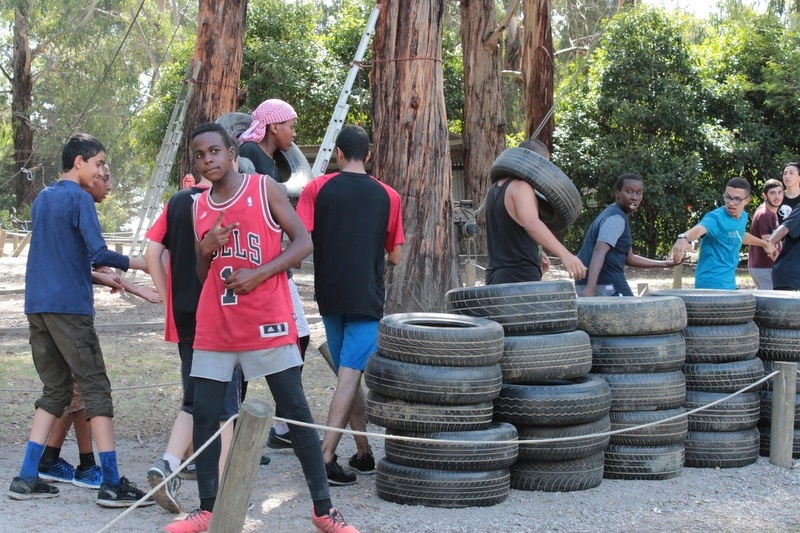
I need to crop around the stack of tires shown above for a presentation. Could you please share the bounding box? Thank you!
[578,296,688,481]
[750,291,800,458]
[650,290,763,469]
[445,281,612,492]
[364,313,518,508]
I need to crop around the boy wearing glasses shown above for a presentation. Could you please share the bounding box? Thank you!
[671,177,776,289]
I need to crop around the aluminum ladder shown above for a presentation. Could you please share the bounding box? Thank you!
[127,60,202,269]
[311,6,380,176]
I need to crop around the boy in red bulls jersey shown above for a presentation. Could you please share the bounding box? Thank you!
[163,123,359,533]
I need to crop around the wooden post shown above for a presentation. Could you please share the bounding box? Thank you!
[318,341,336,373]
[769,361,797,468]
[12,232,32,257]
[671,263,683,289]
[0,228,6,257]
[12,232,19,250]
[209,398,273,532]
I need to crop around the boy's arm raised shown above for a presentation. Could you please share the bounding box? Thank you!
[195,210,238,284]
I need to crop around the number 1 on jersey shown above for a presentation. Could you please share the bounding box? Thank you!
[220,266,237,305]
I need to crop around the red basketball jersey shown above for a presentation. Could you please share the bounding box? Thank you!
[193,174,297,351]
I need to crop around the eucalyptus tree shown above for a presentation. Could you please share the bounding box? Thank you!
[1,0,193,213]
[371,0,459,313]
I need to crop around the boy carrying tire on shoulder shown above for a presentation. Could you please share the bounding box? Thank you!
[484,138,586,285]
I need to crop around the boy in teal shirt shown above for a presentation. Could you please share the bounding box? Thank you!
[671,177,776,289]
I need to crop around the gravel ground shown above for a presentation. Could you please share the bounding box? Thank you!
[1,251,799,533]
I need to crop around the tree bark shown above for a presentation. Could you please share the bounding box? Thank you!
[460,0,506,254]
[179,0,248,177]
[522,0,554,150]
[13,0,35,210]
[371,1,459,314]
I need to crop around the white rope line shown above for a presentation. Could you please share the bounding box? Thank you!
[92,371,781,531]
[92,414,239,533]
[272,371,780,446]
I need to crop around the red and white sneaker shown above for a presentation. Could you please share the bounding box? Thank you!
[163,509,212,533]
[311,507,360,533]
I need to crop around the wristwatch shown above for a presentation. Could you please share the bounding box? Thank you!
[677,234,688,240]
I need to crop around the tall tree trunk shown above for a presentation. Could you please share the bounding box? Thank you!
[460,0,506,254]
[371,1,459,314]
[522,0,554,150]
[13,0,35,210]
[179,0,247,177]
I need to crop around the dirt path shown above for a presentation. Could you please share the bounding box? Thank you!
[1,253,797,533]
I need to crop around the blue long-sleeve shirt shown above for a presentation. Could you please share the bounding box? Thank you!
[24,180,129,316]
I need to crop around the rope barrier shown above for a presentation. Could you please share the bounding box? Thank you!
[271,371,780,446]
[3,372,781,444]
[89,370,780,531]
[92,414,239,533]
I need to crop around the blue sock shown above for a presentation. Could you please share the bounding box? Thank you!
[18,441,45,482]
[98,450,120,488]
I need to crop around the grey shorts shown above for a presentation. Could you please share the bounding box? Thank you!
[749,267,773,290]
[191,343,303,382]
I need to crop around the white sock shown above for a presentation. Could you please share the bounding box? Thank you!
[163,453,180,473]
[272,422,289,435]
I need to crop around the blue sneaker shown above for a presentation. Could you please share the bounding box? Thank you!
[73,464,103,489]
[38,458,76,483]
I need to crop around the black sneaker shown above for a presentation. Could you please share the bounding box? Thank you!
[97,476,155,508]
[348,452,376,475]
[7,476,59,500]
[325,455,357,486]
[266,428,293,450]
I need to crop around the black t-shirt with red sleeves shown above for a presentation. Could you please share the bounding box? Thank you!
[296,171,404,319]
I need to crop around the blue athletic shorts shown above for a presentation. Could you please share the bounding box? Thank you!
[321,314,379,372]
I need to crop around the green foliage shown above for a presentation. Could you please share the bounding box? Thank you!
[242,0,342,143]
[442,4,464,133]
[554,3,800,257]
[555,7,708,257]
[95,192,131,234]
[699,5,800,187]
[128,39,195,189]
[240,0,464,141]
[1,0,195,225]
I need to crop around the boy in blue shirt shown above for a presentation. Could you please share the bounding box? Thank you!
[671,177,776,289]
[8,134,153,508]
